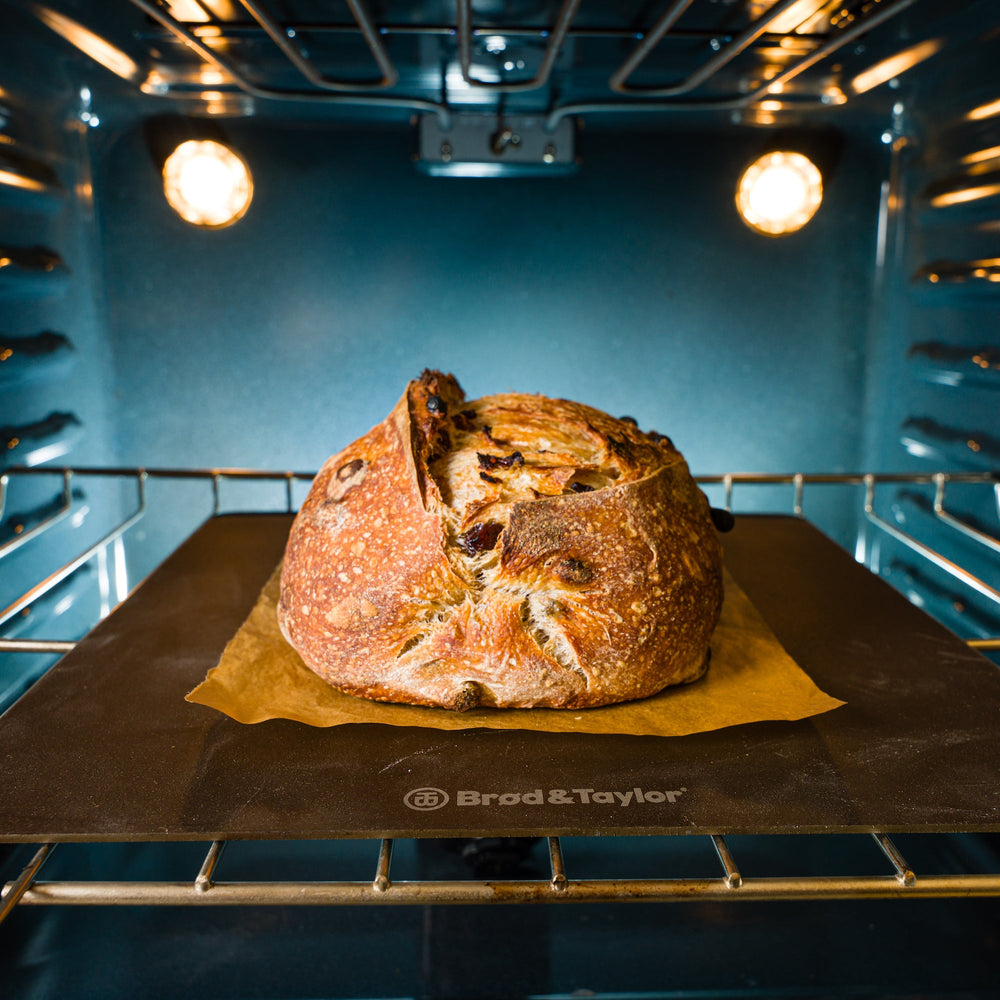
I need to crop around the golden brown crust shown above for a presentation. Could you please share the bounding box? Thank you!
[278,370,723,710]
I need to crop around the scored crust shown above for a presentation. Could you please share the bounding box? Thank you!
[277,370,723,711]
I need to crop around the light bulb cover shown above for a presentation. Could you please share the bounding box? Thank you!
[735,150,823,236]
[162,139,252,228]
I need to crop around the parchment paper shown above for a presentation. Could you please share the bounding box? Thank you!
[186,565,844,736]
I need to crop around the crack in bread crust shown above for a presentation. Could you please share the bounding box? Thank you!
[279,370,723,711]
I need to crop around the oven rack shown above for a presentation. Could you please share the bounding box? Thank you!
[1,466,999,924]
[2,466,998,657]
[4,830,1000,926]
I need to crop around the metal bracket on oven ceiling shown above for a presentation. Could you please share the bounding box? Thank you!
[415,113,577,177]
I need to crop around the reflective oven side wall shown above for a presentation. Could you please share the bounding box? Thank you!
[0,4,127,702]
[860,13,1000,641]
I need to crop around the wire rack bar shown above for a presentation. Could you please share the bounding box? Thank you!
[5,833,1000,917]
[0,471,147,629]
[0,465,317,482]
[863,475,1000,607]
[9,632,989,657]
[792,472,804,517]
[9,873,1000,907]
[547,835,568,891]
[872,831,916,886]
[4,466,983,489]
[934,473,1000,556]
[711,834,743,888]
[2,467,996,642]
[0,469,73,560]
[138,17,821,44]
[0,639,77,653]
[195,840,226,893]
[0,844,54,926]
[373,838,393,893]
[697,472,997,486]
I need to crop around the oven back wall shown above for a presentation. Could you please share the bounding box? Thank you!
[94,119,880,554]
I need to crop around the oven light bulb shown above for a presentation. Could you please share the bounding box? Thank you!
[162,139,252,228]
[735,151,823,236]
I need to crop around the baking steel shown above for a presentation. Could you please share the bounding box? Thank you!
[0,513,997,843]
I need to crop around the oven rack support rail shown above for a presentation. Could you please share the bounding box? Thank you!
[1,467,998,656]
[4,832,1000,926]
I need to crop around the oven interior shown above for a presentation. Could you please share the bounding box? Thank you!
[1,0,999,996]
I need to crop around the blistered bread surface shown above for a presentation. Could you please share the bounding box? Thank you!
[278,370,723,710]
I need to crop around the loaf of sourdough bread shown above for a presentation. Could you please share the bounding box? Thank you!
[277,370,723,710]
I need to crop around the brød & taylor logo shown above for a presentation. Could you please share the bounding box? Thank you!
[403,785,687,810]
[403,787,450,811]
